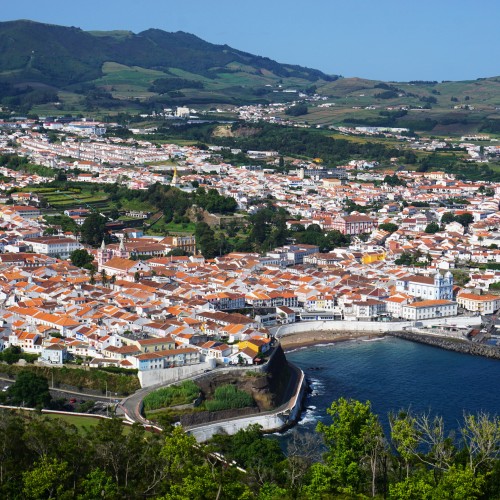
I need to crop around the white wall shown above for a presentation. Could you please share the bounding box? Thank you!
[138,361,215,387]
[186,367,307,442]
[272,316,482,337]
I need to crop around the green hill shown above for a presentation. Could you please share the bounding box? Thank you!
[0,19,498,136]
[0,20,335,113]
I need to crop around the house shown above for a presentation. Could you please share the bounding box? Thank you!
[331,215,376,235]
[351,300,386,320]
[238,338,271,354]
[23,237,82,259]
[41,344,68,365]
[400,300,458,320]
[134,347,200,371]
[133,336,176,353]
[100,257,150,277]
[199,341,232,363]
[276,306,296,324]
[383,295,410,318]
[230,347,259,365]
[457,292,500,315]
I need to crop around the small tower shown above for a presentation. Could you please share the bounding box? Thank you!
[97,240,112,269]
[171,166,180,187]
[116,236,128,259]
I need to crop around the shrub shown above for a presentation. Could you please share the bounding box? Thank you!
[143,380,200,411]
[204,384,254,412]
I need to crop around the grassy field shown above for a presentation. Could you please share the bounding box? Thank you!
[28,187,113,211]
[44,413,105,432]
[43,413,145,435]
[94,62,166,100]
[146,219,196,235]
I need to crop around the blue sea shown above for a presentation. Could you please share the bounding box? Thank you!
[284,337,500,435]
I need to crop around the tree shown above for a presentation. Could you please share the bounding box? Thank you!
[285,430,323,497]
[306,398,386,497]
[70,249,94,268]
[425,222,440,234]
[384,175,406,187]
[460,412,500,475]
[78,468,118,500]
[378,223,399,234]
[23,456,71,499]
[0,346,23,364]
[80,213,107,247]
[167,247,188,257]
[210,424,285,488]
[108,208,120,221]
[456,213,473,228]
[285,104,308,117]
[7,371,51,408]
[195,222,218,258]
[441,212,456,225]
[433,465,486,500]
[390,410,420,479]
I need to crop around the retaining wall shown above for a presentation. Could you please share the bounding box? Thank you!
[138,362,214,388]
[186,363,307,442]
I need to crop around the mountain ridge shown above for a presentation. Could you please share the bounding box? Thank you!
[0,19,498,134]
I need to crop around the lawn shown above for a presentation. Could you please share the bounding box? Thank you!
[44,413,141,435]
[146,219,196,235]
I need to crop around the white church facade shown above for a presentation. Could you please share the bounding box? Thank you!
[395,272,454,301]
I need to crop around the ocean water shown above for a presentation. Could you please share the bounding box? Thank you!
[284,337,500,436]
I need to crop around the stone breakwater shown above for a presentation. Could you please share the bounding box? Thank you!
[389,331,500,360]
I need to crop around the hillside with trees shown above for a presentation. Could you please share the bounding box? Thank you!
[0,397,499,498]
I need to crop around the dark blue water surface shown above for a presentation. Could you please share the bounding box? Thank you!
[285,337,500,435]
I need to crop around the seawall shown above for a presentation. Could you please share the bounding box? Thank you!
[272,317,482,338]
[389,331,500,360]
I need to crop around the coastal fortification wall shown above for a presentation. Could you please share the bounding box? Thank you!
[186,362,307,442]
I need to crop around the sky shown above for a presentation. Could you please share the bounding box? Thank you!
[2,0,500,82]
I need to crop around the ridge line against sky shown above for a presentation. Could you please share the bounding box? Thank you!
[2,0,500,82]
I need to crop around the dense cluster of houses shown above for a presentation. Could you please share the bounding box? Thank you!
[0,125,499,378]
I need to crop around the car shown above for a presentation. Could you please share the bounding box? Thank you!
[69,398,77,404]
[2,386,8,392]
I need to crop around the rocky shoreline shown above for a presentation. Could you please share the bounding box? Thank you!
[389,331,500,360]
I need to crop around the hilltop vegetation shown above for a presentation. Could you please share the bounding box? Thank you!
[0,20,498,137]
[0,20,335,113]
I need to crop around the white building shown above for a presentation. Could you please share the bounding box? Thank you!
[175,107,190,118]
[457,292,500,315]
[396,272,454,301]
[23,237,82,259]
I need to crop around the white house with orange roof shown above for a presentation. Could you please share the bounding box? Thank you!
[400,299,457,320]
[457,292,500,315]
